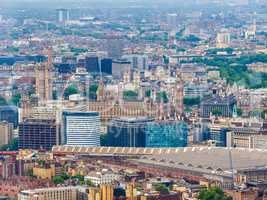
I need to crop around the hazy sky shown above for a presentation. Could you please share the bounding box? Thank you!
[0,0,257,10]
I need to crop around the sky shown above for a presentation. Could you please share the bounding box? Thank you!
[0,0,258,10]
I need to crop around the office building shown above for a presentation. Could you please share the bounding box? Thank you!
[63,111,100,146]
[166,13,178,30]
[0,106,18,128]
[0,121,13,146]
[145,121,188,148]
[216,29,231,48]
[200,95,236,118]
[112,59,131,79]
[85,56,99,73]
[101,58,112,75]
[227,120,267,149]
[18,119,60,150]
[107,117,154,147]
[208,124,229,147]
[122,54,148,70]
[55,63,76,74]
[56,9,70,23]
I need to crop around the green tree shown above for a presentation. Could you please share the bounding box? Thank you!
[53,176,65,185]
[145,89,152,98]
[0,96,7,106]
[262,109,267,119]
[100,134,108,146]
[0,138,18,151]
[63,85,79,99]
[183,34,201,42]
[72,174,84,182]
[52,90,58,100]
[154,183,169,195]
[61,173,70,180]
[237,108,243,117]
[156,91,168,103]
[37,160,46,167]
[212,109,223,116]
[25,169,35,177]
[11,93,21,106]
[123,90,138,101]
[183,97,200,106]
[89,84,98,100]
[198,187,232,200]
[86,179,94,186]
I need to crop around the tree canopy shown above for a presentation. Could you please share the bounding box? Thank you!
[184,54,267,88]
[0,96,7,106]
[123,90,138,101]
[63,85,79,99]
[183,97,201,106]
[198,187,232,200]
[154,183,169,195]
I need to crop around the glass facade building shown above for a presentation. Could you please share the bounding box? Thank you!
[63,111,100,146]
[107,117,154,147]
[209,125,228,147]
[145,121,188,148]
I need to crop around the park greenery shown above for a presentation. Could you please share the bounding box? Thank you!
[185,53,267,88]
[198,187,232,200]
[52,173,92,186]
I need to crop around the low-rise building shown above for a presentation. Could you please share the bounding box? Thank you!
[18,187,78,200]
[85,171,121,186]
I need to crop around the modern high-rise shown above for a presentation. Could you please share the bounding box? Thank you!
[145,121,188,148]
[112,59,131,79]
[107,117,154,147]
[208,124,229,147]
[216,29,231,48]
[166,13,178,30]
[0,106,19,128]
[85,56,100,73]
[122,54,148,70]
[63,111,100,146]
[101,58,112,75]
[18,119,60,150]
[56,9,70,23]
